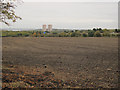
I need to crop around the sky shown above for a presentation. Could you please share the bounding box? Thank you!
[1,0,119,30]
[23,0,119,2]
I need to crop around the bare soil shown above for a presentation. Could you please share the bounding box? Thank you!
[2,37,118,88]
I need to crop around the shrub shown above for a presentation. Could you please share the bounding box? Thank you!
[88,31,95,37]
[82,32,88,37]
[94,31,101,37]
[103,31,110,37]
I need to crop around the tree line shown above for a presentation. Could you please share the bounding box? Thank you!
[1,28,120,37]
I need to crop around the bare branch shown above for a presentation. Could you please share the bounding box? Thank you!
[0,0,23,25]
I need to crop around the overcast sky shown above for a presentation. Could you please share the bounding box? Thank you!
[1,0,118,29]
[23,0,119,2]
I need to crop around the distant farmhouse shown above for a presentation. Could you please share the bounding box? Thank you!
[42,24,52,31]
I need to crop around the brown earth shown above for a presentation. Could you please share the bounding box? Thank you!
[2,37,119,88]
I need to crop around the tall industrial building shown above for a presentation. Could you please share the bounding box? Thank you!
[48,24,52,31]
[42,24,47,31]
[42,24,52,31]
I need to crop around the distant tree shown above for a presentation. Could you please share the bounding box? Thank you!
[103,31,110,37]
[111,34,116,37]
[67,32,72,37]
[88,29,91,31]
[52,31,58,34]
[59,32,66,37]
[33,32,37,37]
[75,30,78,32]
[98,28,103,33]
[94,31,101,37]
[75,31,81,37]
[118,29,120,33]
[93,28,97,32]
[40,34,44,37]
[117,33,120,37]
[103,29,108,32]
[0,0,22,25]
[17,33,22,37]
[38,33,41,37]
[82,32,87,37]
[88,30,95,37]
[21,32,29,37]
[64,30,67,33]
[115,29,118,33]
[45,31,49,33]
[71,32,76,37]
[98,28,102,31]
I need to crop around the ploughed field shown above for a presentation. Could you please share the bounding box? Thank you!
[2,37,118,88]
